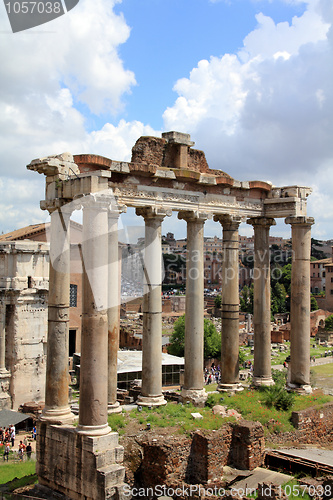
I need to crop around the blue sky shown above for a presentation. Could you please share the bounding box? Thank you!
[0,0,332,241]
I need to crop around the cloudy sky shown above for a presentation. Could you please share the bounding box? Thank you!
[0,0,332,241]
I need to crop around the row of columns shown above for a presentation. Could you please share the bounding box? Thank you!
[41,194,314,433]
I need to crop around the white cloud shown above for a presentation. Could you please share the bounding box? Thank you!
[0,0,146,233]
[164,0,333,238]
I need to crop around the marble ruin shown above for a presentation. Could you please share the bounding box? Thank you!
[0,241,49,410]
[27,131,314,499]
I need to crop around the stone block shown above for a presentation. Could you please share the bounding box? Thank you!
[81,431,119,453]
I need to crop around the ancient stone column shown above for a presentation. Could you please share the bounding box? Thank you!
[285,216,314,393]
[178,211,208,406]
[248,217,276,386]
[214,215,243,392]
[0,307,6,373]
[40,207,75,424]
[108,208,123,414]
[77,194,111,435]
[136,207,170,407]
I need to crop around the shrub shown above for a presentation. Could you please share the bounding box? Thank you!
[262,385,295,411]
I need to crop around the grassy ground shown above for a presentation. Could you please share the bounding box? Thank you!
[108,385,333,437]
[240,341,331,366]
[0,459,36,488]
[311,364,333,375]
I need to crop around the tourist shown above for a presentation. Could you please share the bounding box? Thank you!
[3,442,10,461]
[10,429,15,448]
[32,426,36,440]
[26,443,32,460]
[18,440,26,461]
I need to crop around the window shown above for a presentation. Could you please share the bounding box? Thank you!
[323,272,326,277]
[331,277,333,283]
[331,290,333,295]
[70,284,77,307]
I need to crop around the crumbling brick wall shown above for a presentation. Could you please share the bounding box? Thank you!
[231,421,265,470]
[138,435,191,487]
[138,421,265,489]
[188,426,233,484]
[130,136,211,173]
[291,402,333,441]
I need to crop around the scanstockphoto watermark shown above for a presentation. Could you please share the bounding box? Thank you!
[123,484,258,498]
[3,0,80,33]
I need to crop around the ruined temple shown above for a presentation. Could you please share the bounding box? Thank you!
[26,131,314,499]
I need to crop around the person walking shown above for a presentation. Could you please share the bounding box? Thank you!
[26,443,32,460]
[18,441,26,461]
[3,442,10,461]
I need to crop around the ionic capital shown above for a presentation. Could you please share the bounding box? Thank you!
[108,204,126,220]
[136,206,172,222]
[285,216,315,227]
[178,210,211,223]
[80,193,115,212]
[214,214,242,230]
[247,217,276,229]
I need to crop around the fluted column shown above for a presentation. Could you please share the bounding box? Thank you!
[178,211,208,406]
[40,207,75,424]
[285,216,314,393]
[136,207,171,407]
[77,194,111,435]
[248,217,276,386]
[107,208,124,414]
[214,215,243,392]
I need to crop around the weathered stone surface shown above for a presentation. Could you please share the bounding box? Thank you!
[0,241,49,409]
[37,423,126,500]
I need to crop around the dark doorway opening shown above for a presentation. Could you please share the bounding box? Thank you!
[69,329,76,357]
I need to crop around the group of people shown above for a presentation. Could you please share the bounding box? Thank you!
[204,364,221,385]
[0,424,16,447]
[1,424,33,461]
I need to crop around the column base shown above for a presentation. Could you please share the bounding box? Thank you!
[40,406,76,425]
[136,394,167,407]
[218,383,244,393]
[252,376,275,387]
[108,401,122,414]
[287,383,312,395]
[76,423,111,436]
[181,388,207,407]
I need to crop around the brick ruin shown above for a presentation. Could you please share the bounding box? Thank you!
[135,421,265,490]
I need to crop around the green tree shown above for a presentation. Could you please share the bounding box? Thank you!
[271,282,287,317]
[168,315,221,358]
[240,284,253,314]
[311,296,318,311]
[325,315,333,331]
[214,295,222,308]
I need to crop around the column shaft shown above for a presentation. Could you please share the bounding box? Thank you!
[108,212,121,413]
[214,216,242,392]
[41,208,74,423]
[0,307,6,372]
[184,219,205,390]
[78,195,111,435]
[136,208,167,406]
[286,216,314,391]
[248,217,275,386]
